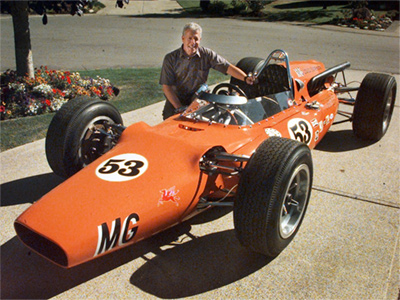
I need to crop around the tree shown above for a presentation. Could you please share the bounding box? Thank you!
[1,1,92,78]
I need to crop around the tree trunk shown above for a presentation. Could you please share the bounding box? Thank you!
[10,1,34,78]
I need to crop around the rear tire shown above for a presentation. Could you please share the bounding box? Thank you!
[234,137,313,257]
[353,73,397,141]
[46,97,123,178]
[230,57,264,99]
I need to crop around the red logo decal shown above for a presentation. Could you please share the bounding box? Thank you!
[158,186,180,206]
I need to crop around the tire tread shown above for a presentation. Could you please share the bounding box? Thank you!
[234,137,312,256]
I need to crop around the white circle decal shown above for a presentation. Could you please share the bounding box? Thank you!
[265,128,282,137]
[287,118,313,145]
[96,153,148,182]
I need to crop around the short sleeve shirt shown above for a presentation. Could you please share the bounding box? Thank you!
[159,46,230,105]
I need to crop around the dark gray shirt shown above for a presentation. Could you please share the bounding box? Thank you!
[159,45,230,105]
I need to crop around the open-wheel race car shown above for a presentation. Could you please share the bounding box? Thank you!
[15,49,397,268]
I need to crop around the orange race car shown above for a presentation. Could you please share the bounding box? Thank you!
[15,49,397,268]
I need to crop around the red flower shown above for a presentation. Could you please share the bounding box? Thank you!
[45,99,51,106]
[107,87,113,96]
[67,76,71,84]
[0,106,5,113]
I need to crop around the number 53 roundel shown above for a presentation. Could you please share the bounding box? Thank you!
[96,154,148,182]
[287,118,313,146]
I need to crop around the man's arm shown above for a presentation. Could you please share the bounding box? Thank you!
[226,64,254,85]
[162,85,183,109]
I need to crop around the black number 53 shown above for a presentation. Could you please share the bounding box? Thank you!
[98,159,145,177]
[290,120,312,144]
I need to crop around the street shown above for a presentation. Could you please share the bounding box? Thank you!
[1,13,399,73]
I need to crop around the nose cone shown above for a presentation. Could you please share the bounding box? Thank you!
[14,123,208,267]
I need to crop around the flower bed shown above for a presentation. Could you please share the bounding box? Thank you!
[0,66,118,120]
[334,7,396,31]
[337,15,393,31]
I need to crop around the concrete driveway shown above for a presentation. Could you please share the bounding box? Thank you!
[1,71,399,299]
[1,1,399,299]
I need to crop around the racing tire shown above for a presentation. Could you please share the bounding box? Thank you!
[353,73,397,141]
[230,57,264,99]
[45,97,123,178]
[234,137,313,257]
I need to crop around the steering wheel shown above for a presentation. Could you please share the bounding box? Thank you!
[212,83,248,98]
[218,106,239,125]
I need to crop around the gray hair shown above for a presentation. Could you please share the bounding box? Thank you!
[182,22,202,37]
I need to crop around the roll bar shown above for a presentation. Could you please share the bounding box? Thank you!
[254,49,294,99]
[307,61,351,97]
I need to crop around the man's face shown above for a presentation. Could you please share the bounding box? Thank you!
[182,29,201,57]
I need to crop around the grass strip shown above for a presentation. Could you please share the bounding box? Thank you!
[1,67,227,152]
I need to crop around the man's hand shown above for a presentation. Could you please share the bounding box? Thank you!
[245,73,256,85]
[162,85,183,108]
[174,106,187,114]
[227,64,255,86]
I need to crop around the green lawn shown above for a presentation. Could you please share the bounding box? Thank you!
[0,67,227,151]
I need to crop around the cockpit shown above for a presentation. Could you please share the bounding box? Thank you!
[181,50,294,126]
[181,93,283,126]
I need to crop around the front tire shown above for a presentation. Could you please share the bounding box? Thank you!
[45,97,123,178]
[234,137,313,257]
[353,73,397,141]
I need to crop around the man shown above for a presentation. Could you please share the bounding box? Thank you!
[159,22,254,120]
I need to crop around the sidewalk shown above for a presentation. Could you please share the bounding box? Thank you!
[96,0,183,16]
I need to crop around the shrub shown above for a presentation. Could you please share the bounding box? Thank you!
[244,0,273,14]
[208,0,228,14]
[231,0,247,14]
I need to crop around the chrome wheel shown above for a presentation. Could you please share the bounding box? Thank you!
[382,87,394,134]
[279,163,311,239]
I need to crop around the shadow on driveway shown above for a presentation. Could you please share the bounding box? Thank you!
[2,204,270,299]
[130,229,272,298]
[315,129,374,152]
[1,173,64,206]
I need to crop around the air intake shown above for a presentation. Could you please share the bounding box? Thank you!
[14,222,68,267]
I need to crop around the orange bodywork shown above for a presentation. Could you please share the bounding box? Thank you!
[15,58,341,268]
